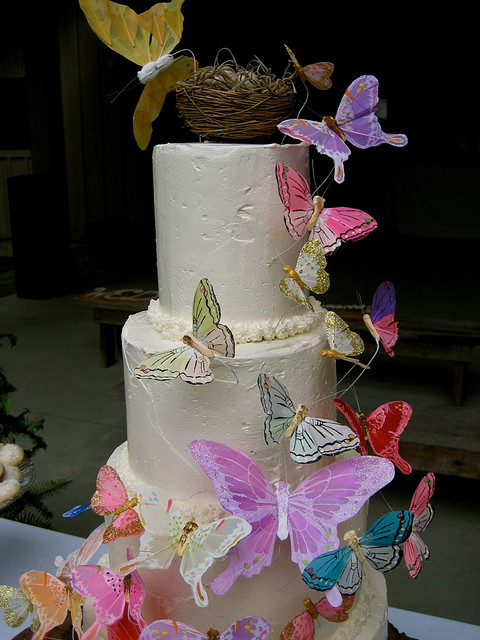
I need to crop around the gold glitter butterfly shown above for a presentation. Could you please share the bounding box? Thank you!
[279,239,330,311]
[321,311,369,368]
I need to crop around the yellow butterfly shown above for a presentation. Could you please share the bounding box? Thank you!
[78,0,197,149]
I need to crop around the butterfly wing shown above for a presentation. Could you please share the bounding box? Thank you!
[193,278,235,359]
[78,0,192,149]
[314,593,356,622]
[335,75,408,149]
[310,207,377,255]
[324,311,365,356]
[188,440,279,593]
[294,239,330,295]
[333,398,368,456]
[302,545,353,592]
[365,402,413,474]
[290,416,359,464]
[277,119,349,184]
[133,55,196,150]
[220,616,271,640]
[279,277,314,311]
[285,44,333,90]
[71,565,128,632]
[404,473,435,578]
[180,516,252,607]
[367,281,398,356]
[258,373,296,444]
[279,608,315,640]
[360,510,413,573]
[139,620,205,640]
[287,456,395,569]
[116,488,179,575]
[91,465,144,542]
[19,571,68,640]
[275,162,314,240]
[54,523,106,583]
[0,585,35,630]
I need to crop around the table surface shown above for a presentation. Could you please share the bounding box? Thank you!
[1,518,479,640]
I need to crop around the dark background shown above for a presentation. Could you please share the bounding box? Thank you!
[0,1,478,300]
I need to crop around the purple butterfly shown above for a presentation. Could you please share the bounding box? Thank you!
[188,440,395,595]
[139,616,271,640]
[363,281,398,356]
[278,75,408,183]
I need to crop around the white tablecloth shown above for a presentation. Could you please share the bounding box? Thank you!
[1,518,479,639]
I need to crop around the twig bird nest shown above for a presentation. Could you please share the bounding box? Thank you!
[176,54,296,142]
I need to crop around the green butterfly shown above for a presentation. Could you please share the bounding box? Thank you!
[135,279,235,384]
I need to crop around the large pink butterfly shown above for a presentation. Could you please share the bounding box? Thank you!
[71,565,146,640]
[188,440,395,595]
[333,398,412,474]
[279,594,356,640]
[91,465,144,543]
[139,616,271,640]
[275,163,377,253]
[278,75,408,183]
[404,472,436,578]
[363,281,398,357]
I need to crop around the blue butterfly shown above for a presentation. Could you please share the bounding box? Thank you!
[302,510,413,595]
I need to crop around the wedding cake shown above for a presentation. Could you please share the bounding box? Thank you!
[104,141,392,640]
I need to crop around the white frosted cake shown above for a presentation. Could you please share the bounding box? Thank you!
[105,142,389,640]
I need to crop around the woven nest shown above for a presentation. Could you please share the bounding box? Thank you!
[176,54,296,142]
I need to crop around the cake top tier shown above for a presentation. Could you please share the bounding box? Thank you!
[152,142,318,335]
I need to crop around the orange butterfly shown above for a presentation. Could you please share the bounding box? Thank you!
[78,0,197,149]
[18,570,84,639]
[285,45,334,90]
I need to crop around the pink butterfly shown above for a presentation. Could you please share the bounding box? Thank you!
[139,616,271,640]
[279,594,356,640]
[278,75,408,183]
[333,398,412,474]
[404,472,436,578]
[188,440,395,595]
[91,465,144,543]
[71,565,146,640]
[284,44,334,90]
[275,163,377,254]
[363,281,398,357]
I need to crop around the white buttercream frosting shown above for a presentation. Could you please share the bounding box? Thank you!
[105,143,387,640]
[152,142,317,327]
[147,296,324,342]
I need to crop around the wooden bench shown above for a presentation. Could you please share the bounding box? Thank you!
[75,287,158,367]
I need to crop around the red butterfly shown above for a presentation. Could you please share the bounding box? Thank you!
[333,398,412,474]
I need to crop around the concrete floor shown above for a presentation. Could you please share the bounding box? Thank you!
[1,261,479,627]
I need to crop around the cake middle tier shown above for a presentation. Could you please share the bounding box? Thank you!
[121,308,337,493]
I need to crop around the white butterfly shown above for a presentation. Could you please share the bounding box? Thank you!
[115,488,251,607]
[321,311,368,368]
[279,239,330,311]
[258,373,359,463]
[135,278,235,384]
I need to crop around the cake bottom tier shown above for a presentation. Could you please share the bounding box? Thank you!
[107,442,387,640]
